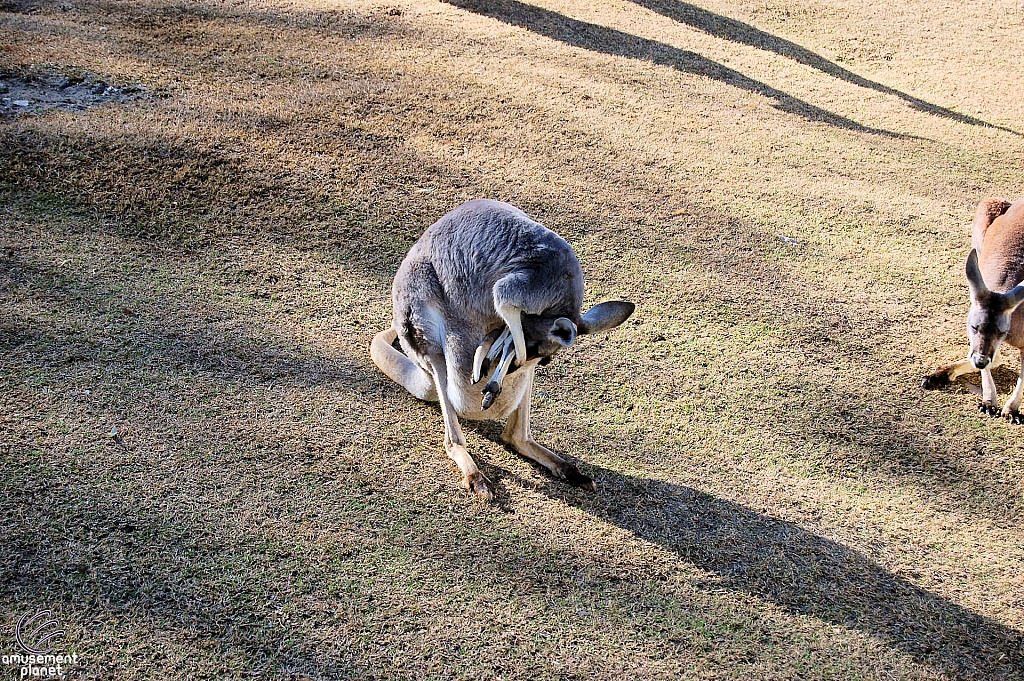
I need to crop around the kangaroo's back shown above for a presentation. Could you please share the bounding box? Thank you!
[410,199,585,323]
[973,197,1024,292]
[387,199,588,416]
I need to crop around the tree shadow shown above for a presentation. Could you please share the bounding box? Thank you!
[0,242,383,677]
[5,113,1017,519]
[0,493,362,678]
[443,0,913,138]
[0,242,370,391]
[624,0,1018,135]
[0,123,421,280]
[482,455,1024,680]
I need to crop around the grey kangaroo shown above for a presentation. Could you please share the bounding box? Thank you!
[923,197,1024,422]
[370,199,635,499]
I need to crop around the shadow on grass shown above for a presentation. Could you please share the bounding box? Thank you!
[0,124,422,276]
[0,499,363,678]
[443,0,913,138]
[624,0,1018,135]
[482,455,1024,680]
[0,248,380,677]
[2,115,1017,518]
[4,183,1022,678]
[0,249,368,389]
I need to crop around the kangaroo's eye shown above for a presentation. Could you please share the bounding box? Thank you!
[971,325,980,333]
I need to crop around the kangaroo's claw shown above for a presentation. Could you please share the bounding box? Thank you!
[481,390,497,409]
[979,401,1001,417]
[556,462,597,491]
[463,470,494,500]
[1004,410,1024,425]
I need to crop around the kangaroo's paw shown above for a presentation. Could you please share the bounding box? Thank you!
[481,385,499,410]
[555,461,597,492]
[462,470,494,501]
[921,370,951,390]
[1003,408,1024,425]
[979,401,1001,417]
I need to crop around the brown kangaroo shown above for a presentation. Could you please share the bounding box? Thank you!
[922,198,1024,422]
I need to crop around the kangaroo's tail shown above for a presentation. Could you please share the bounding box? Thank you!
[370,327,439,402]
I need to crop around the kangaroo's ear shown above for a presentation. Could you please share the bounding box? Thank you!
[549,317,577,347]
[966,249,988,300]
[1004,283,1024,310]
[578,301,635,335]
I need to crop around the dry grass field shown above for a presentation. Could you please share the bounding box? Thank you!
[2,0,1023,678]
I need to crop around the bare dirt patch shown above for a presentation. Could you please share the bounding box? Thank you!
[0,70,148,117]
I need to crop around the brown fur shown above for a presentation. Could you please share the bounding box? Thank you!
[974,198,1024,347]
[923,197,1024,418]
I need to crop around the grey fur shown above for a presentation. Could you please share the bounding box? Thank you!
[370,199,635,497]
[579,300,638,335]
[389,199,616,414]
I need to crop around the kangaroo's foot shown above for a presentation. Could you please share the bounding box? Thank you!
[921,370,951,390]
[502,434,596,491]
[554,459,597,491]
[462,469,494,500]
[443,442,494,501]
[1002,408,1024,425]
[449,445,493,500]
[979,401,1001,417]
[923,358,981,390]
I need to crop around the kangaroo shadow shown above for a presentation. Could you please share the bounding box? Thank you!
[471,427,1024,680]
[442,0,912,138]
[624,0,1018,134]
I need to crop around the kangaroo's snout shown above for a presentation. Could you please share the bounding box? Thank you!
[970,353,992,370]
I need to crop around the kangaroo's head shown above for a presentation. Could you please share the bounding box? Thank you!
[966,248,1024,369]
[520,301,635,364]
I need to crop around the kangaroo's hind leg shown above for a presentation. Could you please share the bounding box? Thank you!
[501,367,596,491]
[370,328,438,402]
[424,353,494,500]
